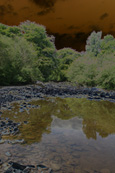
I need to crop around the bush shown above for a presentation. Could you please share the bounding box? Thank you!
[96,54,115,89]
[0,22,115,89]
[67,55,98,86]
[67,53,115,89]
[57,48,81,81]
[0,35,43,85]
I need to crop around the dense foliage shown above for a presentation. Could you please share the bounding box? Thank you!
[67,32,115,89]
[0,22,115,89]
[0,35,43,85]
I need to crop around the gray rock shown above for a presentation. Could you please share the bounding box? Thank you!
[100,169,110,173]
[0,159,3,165]
[5,152,12,157]
[0,139,5,144]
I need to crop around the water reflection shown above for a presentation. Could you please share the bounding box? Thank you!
[2,97,115,144]
[1,97,115,172]
[51,116,82,130]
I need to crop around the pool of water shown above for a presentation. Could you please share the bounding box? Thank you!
[0,97,115,172]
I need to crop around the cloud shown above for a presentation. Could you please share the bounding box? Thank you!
[13,12,18,16]
[89,25,101,31]
[20,6,30,11]
[56,17,63,20]
[67,25,80,30]
[37,8,54,16]
[32,0,56,15]
[0,5,6,16]
[30,0,57,11]
[0,4,14,17]
[100,13,109,20]
[109,23,115,30]
[31,0,66,15]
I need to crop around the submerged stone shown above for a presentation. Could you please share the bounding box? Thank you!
[5,152,12,157]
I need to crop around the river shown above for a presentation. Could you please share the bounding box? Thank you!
[0,96,115,172]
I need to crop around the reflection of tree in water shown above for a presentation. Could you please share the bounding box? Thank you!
[19,107,52,144]
[82,119,97,140]
[2,97,115,143]
[2,98,74,144]
[65,98,115,139]
[14,98,115,142]
[20,97,115,142]
[82,119,109,140]
[19,98,75,144]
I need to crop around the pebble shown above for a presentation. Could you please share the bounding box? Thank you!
[0,139,5,144]
[5,152,12,157]
[50,162,61,171]
[100,169,110,173]
[2,161,52,173]
[83,169,94,173]
[2,163,11,171]
[0,84,115,107]
[0,159,3,165]
[0,118,20,139]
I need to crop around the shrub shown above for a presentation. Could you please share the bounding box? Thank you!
[96,54,115,89]
[67,55,98,86]
[0,35,43,85]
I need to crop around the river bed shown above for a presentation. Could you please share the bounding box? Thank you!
[0,96,115,172]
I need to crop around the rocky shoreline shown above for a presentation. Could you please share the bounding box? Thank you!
[0,82,115,173]
[0,82,115,107]
[0,161,53,173]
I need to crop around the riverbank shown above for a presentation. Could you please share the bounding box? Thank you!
[0,82,115,107]
[0,82,115,172]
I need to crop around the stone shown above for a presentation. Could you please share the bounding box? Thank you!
[4,167,13,173]
[19,108,24,113]
[2,163,11,171]
[23,167,31,173]
[5,152,12,157]
[24,121,28,124]
[0,139,5,144]
[0,159,3,165]
[37,164,48,170]
[9,161,26,170]
[83,169,94,173]
[100,168,110,173]
[50,162,61,171]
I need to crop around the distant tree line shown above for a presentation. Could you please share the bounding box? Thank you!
[0,21,115,89]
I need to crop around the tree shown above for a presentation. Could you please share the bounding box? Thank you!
[66,55,98,86]
[0,23,22,37]
[0,35,13,85]
[56,48,81,80]
[96,54,115,89]
[85,31,102,56]
[19,20,55,53]
[100,34,115,54]
[19,20,58,81]
[0,35,43,85]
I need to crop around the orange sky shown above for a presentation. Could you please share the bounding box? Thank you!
[0,0,115,50]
